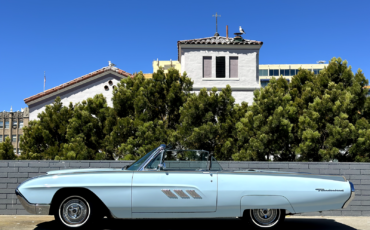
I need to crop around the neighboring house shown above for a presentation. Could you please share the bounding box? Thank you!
[0,107,29,155]
[24,63,132,121]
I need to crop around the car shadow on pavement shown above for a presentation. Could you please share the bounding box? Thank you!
[34,217,357,230]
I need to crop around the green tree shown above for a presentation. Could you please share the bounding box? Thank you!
[107,68,193,159]
[59,94,111,160]
[295,58,368,161]
[233,57,368,162]
[19,97,74,160]
[177,85,247,160]
[0,137,16,160]
[233,77,296,161]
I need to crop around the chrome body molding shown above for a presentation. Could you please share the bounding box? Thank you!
[161,189,178,199]
[186,190,202,199]
[15,189,50,215]
[174,190,190,199]
[342,182,355,209]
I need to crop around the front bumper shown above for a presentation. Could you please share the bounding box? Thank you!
[342,181,355,209]
[15,189,50,215]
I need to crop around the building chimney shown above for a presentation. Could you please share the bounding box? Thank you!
[226,25,228,39]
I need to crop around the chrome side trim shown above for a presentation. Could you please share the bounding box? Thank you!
[342,182,355,209]
[174,190,190,199]
[161,189,178,199]
[186,190,202,199]
[15,190,50,215]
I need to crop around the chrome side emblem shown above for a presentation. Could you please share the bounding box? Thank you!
[161,189,178,198]
[186,190,202,199]
[174,190,190,199]
[316,188,344,192]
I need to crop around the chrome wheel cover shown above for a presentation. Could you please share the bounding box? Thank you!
[250,209,280,228]
[59,196,90,227]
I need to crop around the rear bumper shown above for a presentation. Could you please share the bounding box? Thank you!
[15,189,50,215]
[342,182,355,209]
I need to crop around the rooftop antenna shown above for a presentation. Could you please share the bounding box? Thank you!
[317,60,326,64]
[212,12,221,36]
[44,71,46,92]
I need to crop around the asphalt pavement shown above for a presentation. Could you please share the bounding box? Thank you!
[0,215,369,230]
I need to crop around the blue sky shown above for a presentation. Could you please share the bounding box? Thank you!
[0,0,369,111]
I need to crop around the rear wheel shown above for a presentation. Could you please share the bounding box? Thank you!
[243,209,285,229]
[55,195,96,229]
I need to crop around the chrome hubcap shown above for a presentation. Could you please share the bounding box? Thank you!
[251,209,280,227]
[60,197,89,226]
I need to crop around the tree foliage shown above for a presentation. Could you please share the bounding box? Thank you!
[0,137,16,160]
[20,97,74,160]
[177,86,248,160]
[108,68,193,160]
[18,57,370,162]
[233,57,369,162]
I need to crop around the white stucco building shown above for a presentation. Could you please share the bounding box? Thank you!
[24,64,132,121]
[153,35,263,105]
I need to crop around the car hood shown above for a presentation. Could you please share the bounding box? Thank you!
[47,168,122,175]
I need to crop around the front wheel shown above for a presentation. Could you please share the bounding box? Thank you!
[243,209,285,229]
[55,195,94,229]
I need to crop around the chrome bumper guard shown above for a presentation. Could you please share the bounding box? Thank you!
[342,182,355,209]
[15,190,50,215]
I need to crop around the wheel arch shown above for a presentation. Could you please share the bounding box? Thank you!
[49,187,111,217]
[240,195,295,216]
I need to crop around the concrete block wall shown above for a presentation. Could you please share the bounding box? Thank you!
[0,160,369,216]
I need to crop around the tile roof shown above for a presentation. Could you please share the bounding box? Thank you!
[177,36,263,45]
[177,36,263,61]
[24,66,133,104]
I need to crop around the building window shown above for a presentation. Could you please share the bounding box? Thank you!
[269,69,279,76]
[367,90,370,97]
[4,135,9,141]
[5,120,9,129]
[290,69,296,76]
[12,120,17,129]
[203,57,212,78]
[18,135,22,142]
[229,57,238,78]
[280,69,291,76]
[12,135,17,142]
[216,57,226,78]
[18,149,22,155]
[261,79,270,88]
[13,148,16,154]
[19,120,23,129]
[0,135,2,143]
[259,69,268,76]
[313,69,322,75]
[0,121,3,128]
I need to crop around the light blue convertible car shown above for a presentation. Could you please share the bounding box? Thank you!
[16,144,355,229]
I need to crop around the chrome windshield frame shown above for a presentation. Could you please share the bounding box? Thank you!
[137,145,166,171]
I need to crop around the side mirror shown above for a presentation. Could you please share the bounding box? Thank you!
[157,164,164,171]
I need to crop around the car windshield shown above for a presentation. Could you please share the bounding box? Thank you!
[145,149,223,171]
[126,147,159,171]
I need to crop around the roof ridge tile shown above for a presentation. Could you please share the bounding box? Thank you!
[24,66,133,104]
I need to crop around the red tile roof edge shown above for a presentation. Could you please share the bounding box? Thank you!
[24,66,133,104]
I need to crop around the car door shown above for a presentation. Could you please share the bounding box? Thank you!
[132,170,217,213]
